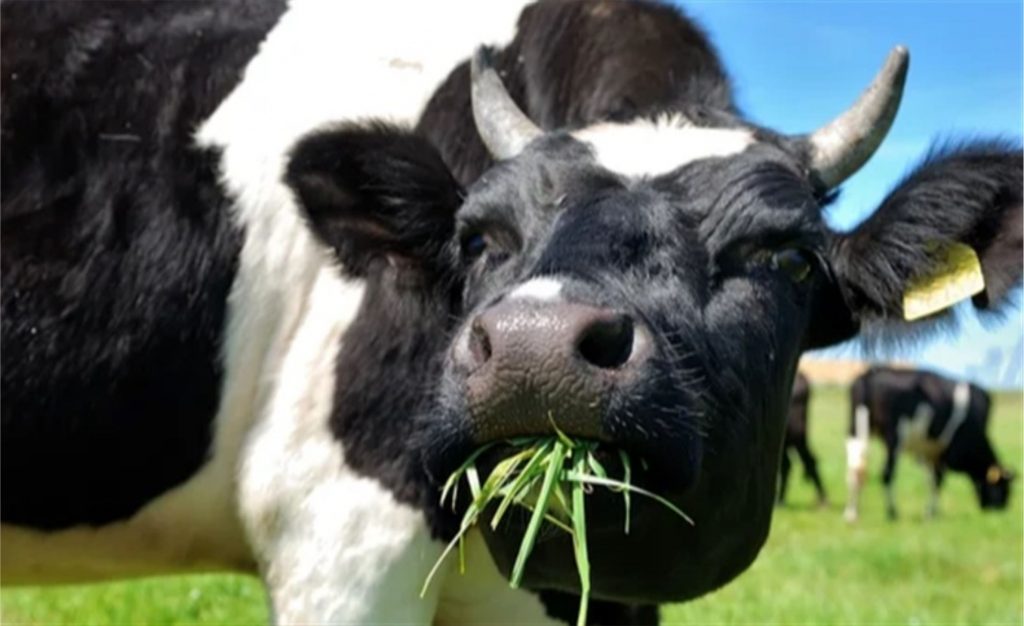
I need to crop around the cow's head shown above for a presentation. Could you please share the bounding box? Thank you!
[979,465,1015,509]
[286,47,1021,604]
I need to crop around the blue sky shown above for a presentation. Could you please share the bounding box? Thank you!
[676,1,1023,388]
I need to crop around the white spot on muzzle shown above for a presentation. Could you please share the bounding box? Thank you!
[509,277,564,302]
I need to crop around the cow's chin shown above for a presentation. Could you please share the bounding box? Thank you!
[466,445,773,604]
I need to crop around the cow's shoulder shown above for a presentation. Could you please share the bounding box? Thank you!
[0,0,285,530]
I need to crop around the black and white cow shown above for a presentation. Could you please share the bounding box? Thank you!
[778,372,828,507]
[843,366,1014,522]
[2,0,1021,623]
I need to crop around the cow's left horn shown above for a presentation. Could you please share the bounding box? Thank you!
[805,46,909,189]
[471,47,542,160]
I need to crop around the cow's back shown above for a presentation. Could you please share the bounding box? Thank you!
[0,1,285,529]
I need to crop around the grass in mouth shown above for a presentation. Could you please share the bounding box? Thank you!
[420,425,694,626]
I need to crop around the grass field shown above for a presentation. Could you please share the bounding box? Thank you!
[2,386,1020,625]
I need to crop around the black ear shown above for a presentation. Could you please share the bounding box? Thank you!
[286,121,463,277]
[821,139,1022,344]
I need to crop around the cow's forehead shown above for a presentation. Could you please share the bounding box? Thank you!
[460,128,818,240]
[571,115,756,178]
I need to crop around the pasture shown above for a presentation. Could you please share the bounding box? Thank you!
[3,385,1020,625]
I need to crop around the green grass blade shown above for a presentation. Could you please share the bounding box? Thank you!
[466,465,482,500]
[491,442,552,529]
[585,452,609,480]
[441,442,495,507]
[482,447,534,499]
[571,448,591,626]
[563,471,695,526]
[551,481,571,521]
[509,440,567,588]
[420,532,461,598]
[619,450,632,534]
[548,412,577,449]
[542,511,575,535]
[420,502,483,597]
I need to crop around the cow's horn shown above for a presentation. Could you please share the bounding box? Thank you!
[806,46,909,189]
[471,47,542,160]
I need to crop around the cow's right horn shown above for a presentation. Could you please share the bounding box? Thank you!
[471,47,542,160]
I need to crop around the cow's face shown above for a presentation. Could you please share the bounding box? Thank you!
[978,466,1014,509]
[421,50,1022,602]
[286,48,1021,605]
[428,131,819,600]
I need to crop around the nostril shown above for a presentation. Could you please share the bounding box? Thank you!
[468,319,493,367]
[577,314,635,369]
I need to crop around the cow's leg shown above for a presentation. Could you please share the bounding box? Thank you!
[882,441,899,520]
[795,439,827,506]
[778,447,793,506]
[927,464,945,518]
[844,404,870,522]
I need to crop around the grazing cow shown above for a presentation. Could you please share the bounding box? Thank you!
[2,0,1021,623]
[843,366,1014,522]
[778,373,828,506]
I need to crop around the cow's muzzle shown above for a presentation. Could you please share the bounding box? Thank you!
[451,300,652,443]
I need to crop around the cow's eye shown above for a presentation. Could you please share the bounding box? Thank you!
[771,249,813,282]
[461,233,488,260]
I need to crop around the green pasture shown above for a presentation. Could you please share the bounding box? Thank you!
[3,386,1021,625]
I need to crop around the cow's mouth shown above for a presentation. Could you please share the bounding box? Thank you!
[434,437,699,603]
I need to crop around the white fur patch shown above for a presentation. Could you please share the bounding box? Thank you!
[843,404,871,523]
[238,268,445,624]
[509,277,564,302]
[200,1,531,622]
[938,382,971,447]
[573,115,755,178]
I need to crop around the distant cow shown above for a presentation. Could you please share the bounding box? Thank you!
[2,0,1021,623]
[778,373,827,506]
[843,366,1014,521]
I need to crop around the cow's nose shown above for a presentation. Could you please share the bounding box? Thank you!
[452,301,651,442]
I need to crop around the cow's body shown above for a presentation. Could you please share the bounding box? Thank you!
[843,366,1013,521]
[778,373,827,506]
[2,0,1021,623]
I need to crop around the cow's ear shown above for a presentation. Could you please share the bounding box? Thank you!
[286,122,463,277]
[819,140,1022,345]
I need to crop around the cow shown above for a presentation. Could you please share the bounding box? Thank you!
[777,372,828,507]
[2,0,1021,623]
[843,366,1015,522]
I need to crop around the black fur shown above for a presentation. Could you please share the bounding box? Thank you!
[540,590,660,625]
[286,123,463,279]
[1,0,286,528]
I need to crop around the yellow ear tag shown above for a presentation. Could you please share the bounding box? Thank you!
[987,466,1002,484]
[902,242,985,322]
